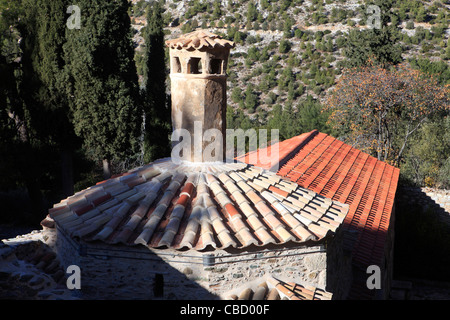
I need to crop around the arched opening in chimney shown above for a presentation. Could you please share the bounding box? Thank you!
[188,57,202,74]
[173,56,182,73]
[210,59,223,74]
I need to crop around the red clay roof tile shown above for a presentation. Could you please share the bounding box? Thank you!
[227,276,332,300]
[48,159,348,251]
[238,130,399,300]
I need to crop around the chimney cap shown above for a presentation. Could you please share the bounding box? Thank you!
[166,30,235,50]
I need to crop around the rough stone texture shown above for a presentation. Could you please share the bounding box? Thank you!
[54,224,351,300]
[169,45,231,163]
[398,186,450,225]
[0,229,76,300]
[325,227,353,300]
[421,187,450,216]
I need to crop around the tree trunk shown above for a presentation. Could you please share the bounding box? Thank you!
[61,148,74,197]
[103,158,111,180]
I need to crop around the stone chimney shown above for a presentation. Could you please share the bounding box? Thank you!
[166,31,235,163]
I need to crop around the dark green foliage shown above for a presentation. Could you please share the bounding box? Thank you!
[231,87,243,104]
[296,95,331,134]
[408,57,450,85]
[344,0,403,68]
[279,39,291,54]
[244,84,258,112]
[142,1,171,163]
[266,95,330,141]
[64,0,142,177]
[343,27,403,68]
[0,0,84,222]
[400,115,450,188]
[246,1,257,23]
[446,39,450,60]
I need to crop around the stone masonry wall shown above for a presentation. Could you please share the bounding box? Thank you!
[55,225,350,300]
[420,188,450,214]
[398,187,450,224]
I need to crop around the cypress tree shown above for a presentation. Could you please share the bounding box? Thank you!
[142,1,170,163]
[64,0,142,179]
[19,0,79,198]
[0,0,69,220]
[0,0,25,193]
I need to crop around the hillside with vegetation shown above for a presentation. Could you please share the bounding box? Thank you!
[0,0,448,229]
[130,0,449,188]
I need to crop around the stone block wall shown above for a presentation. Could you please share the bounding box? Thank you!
[418,187,450,214]
[397,187,450,224]
[325,227,353,300]
[54,225,351,300]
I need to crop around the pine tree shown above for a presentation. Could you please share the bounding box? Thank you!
[446,39,450,60]
[142,0,171,163]
[246,1,257,23]
[244,84,258,112]
[64,0,142,179]
[343,0,403,68]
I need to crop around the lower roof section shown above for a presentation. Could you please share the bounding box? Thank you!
[46,159,348,252]
[239,130,400,299]
[226,276,333,300]
[275,131,400,269]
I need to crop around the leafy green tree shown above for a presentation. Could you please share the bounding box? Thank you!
[142,1,171,163]
[1,0,82,221]
[0,0,28,195]
[0,1,63,222]
[325,63,449,166]
[408,57,450,85]
[64,0,142,179]
[401,118,450,188]
[415,7,426,22]
[267,103,304,141]
[231,87,243,104]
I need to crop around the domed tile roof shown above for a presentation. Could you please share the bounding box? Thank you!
[48,159,348,251]
[165,30,235,50]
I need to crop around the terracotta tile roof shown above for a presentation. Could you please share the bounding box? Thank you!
[235,131,317,172]
[226,276,333,300]
[165,30,235,50]
[239,130,400,299]
[46,159,348,251]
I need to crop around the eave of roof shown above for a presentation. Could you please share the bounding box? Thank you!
[226,276,333,301]
[166,30,235,50]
